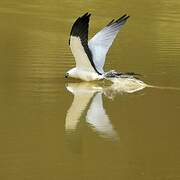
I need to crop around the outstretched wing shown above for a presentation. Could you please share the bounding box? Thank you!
[69,13,101,74]
[88,14,130,74]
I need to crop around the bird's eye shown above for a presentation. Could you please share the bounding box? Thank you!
[65,73,69,78]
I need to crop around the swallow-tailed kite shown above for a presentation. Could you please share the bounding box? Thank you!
[65,13,139,81]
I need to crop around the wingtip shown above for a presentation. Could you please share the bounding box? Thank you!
[70,12,92,38]
[116,14,130,23]
[107,19,115,26]
[81,12,91,18]
[106,14,130,27]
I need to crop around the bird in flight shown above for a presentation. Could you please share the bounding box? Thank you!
[65,12,138,81]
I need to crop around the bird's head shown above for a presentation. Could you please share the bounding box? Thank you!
[65,68,77,79]
[65,72,69,78]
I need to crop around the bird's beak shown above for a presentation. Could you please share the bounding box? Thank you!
[65,73,69,78]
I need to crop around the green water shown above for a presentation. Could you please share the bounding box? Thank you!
[0,0,180,179]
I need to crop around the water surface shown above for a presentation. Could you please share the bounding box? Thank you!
[0,0,180,179]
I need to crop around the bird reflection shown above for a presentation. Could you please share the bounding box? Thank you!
[65,82,102,132]
[65,82,118,141]
[65,79,146,142]
[86,92,118,139]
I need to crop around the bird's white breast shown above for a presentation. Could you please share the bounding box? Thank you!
[69,68,103,81]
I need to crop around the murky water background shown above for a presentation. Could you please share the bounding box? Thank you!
[0,0,180,179]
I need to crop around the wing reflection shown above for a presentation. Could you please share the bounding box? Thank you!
[86,92,118,140]
[65,83,102,131]
[65,80,146,141]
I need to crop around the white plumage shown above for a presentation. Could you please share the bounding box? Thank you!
[88,15,128,74]
[65,81,146,139]
[66,13,144,85]
[65,82,118,140]
[70,36,95,72]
